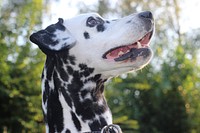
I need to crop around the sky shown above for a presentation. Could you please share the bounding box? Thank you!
[43,0,200,33]
[179,0,200,33]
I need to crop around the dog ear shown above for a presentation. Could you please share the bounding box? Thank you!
[30,18,76,54]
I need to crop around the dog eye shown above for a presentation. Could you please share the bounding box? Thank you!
[87,17,99,27]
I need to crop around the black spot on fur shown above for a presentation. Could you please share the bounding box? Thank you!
[81,68,94,77]
[106,20,110,23]
[79,64,87,70]
[94,104,107,115]
[65,129,71,133]
[83,31,90,39]
[68,55,76,65]
[79,64,94,77]
[47,89,64,132]
[43,91,47,105]
[73,97,97,121]
[89,117,107,131]
[45,57,55,80]
[89,119,101,131]
[80,99,96,119]
[81,89,89,99]
[99,116,108,127]
[77,103,96,121]
[67,66,73,75]
[97,24,105,32]
[94,74,102,81]
[70,74,107,120]
[71,111,82,131]
[68,70,84,92]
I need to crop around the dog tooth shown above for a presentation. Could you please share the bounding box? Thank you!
[137,42,142,48]
[118,51,124,56]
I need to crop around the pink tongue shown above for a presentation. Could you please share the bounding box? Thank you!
[106,43,138,59]
[106,32,151,60]
[109,47,129,57]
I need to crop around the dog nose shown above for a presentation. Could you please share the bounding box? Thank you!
[138,11,154,31]
[138,11,153,20]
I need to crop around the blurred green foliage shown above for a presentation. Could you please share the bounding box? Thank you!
[0,0,200,133]
[0,0,46,132]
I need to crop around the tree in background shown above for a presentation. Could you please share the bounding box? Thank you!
[78,0,200,133]
[0,0,47,132]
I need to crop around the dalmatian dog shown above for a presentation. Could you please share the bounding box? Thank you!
[30,11,154,133]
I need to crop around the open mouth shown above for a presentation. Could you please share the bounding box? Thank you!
[102,30,153,62]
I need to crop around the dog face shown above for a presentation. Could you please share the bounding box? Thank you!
[30,11,154,78]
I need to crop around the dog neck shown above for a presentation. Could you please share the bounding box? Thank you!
[41,52,112,133]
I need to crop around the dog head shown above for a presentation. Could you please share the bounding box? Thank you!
[30,11,154,78]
